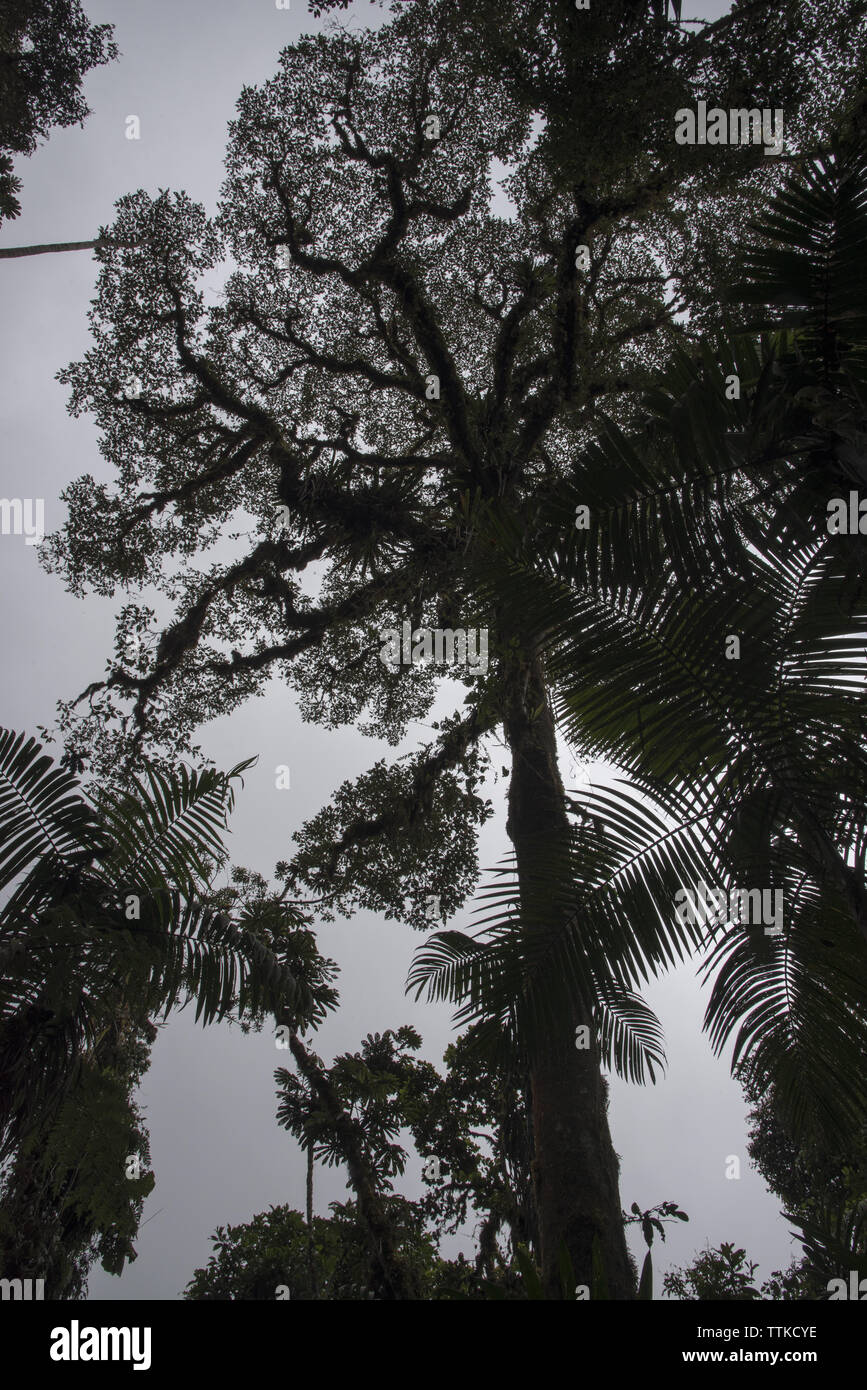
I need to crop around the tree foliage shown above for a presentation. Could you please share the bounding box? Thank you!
[187,1020,540,1300]
[182,1201,446,1301]
[0,0,116,223]
[0,1006,155,1296]
[0,729,317,1292]
[743,1074,867,1291]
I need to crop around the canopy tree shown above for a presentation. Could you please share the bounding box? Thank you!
[0,0,116,226]
[416,139,867,1162]
[43,0,867,1294]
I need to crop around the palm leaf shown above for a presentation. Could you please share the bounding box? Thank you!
[0,727,98,892]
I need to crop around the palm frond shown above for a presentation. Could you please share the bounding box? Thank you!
[0,727,98,893]
[95,759,255,911]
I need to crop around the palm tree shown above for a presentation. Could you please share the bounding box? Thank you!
[0,727,310,1290]
[411,139,867,1243]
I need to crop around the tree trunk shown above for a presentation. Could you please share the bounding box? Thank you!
[0,237,139,259]
[0,239,100,258]
[504,648,634,1299]
[305,1140,317,1298]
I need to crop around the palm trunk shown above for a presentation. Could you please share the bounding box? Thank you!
[504,649,634,1299]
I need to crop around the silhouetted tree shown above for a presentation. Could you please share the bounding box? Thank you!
[43,0,867,1294]
[0,0,116,224]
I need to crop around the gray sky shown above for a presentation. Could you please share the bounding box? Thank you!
[0,0,804,1300]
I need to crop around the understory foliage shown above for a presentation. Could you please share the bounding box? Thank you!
[276,1024,535,1273]
[0,728,311,1291]
[662,1243,815,1301]
[183,1203,446,1301]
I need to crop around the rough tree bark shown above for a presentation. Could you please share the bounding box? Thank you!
[305,1140,317,1297]
[504,648,634,1299]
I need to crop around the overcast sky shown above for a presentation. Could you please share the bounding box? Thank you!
[0,0,805,1301]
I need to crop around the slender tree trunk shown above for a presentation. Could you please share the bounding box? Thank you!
[0,240,100,258]
[0,237,139,260]
[504,648,634,1299]
[305,1140,317,1298]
